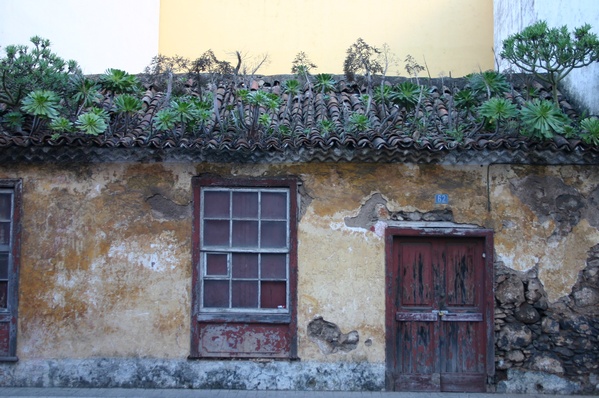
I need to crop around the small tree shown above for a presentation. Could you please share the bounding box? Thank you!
[0,36,79,110]
[501,20,599,105]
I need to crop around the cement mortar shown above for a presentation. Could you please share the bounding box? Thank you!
[0,359,385,391]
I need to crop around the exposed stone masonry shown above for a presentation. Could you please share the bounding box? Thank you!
[494,244,599,394]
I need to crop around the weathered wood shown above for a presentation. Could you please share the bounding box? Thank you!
[386,230,493,392]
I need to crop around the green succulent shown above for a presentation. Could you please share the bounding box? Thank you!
[49,116,74,133]
[467,70,510,100]
[21,90,60,119]
[390,81,421,111]
[1,111,24,130]
[100,68,140,95]
[519,99,568,139]
[153,108,178,132]
[347,112,370,133]
[479,97,518,134]
[76,112,108,135]
[580,117,599,145]
[282,79,301,96]
[314,74,336,94]
[70,74,102,111]
[113,94,142,114]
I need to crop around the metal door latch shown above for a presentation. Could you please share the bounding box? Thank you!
[432,310,449,317]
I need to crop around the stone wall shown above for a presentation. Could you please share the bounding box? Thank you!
[494,245,599,394]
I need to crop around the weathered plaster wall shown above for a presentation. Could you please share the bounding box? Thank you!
[0,161,597,391]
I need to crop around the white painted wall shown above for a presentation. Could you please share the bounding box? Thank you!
[494,0,599,114]
[0,0,160,74]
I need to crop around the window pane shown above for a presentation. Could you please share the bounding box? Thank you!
[0,194,11,220]
[203,220,229,246]
[0,223,10,246]
[261,192,287,219]
[0,281,7,309]
[206,253,228,276]
[203,280,229,308]
[261,281,286,309]
[203,191,230,218]
[261,254,287,279]
[232,220,258,247]
[232,253,258,278]
[232,281,258,308]
[261,221,287,248]
[232,192,258,218]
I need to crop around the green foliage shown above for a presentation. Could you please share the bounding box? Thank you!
[153,108,177,132]
[579,117,599,145]
[501,20,599,104]
[283,79,300,96]
[1,111,24,131]
[454,89,478,111]
[519,99,569,139]
[113,94,142,114]
[0,36,78,110]
[21,90,60,119]
[76,111,108,135]
[318,119,335,136]
[49,117,74,133]
[343,38,383,83]
[314,74,336,94]
[390,81,421,111]
[479,98,518,123]
[373,85,393,105]
[99,68,140,95]
[258,113,271,128]
[466,70,510,100]
[347,112,370,133]
[479,97,518,134]
[70,74,102,112]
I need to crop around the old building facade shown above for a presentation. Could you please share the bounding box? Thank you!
[0,141,597,393]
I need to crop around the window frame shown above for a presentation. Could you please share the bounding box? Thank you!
[191,176,298,359]
[0,179,22,362]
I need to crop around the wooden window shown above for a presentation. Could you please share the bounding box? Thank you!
[191,177,298,359]
[0,180,22,362]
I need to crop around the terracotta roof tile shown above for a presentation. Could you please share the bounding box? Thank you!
[0,75,596,164]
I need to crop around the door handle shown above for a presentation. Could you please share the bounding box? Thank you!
[432,310,449,317]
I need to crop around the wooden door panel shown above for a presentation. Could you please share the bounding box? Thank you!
[390,235,490,393]
[398,242,434,307]
[441,373,486,392]
[444,241,478,308]
[441,321,485,374]
[397,321,437,375]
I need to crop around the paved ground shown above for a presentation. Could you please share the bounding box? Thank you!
[1,389,598,398]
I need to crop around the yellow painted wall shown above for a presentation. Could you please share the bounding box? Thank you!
[159,0,493,77]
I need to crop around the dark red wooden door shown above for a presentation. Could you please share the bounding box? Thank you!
[391,237,489,392]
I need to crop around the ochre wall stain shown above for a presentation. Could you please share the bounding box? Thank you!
[0,162,596,361]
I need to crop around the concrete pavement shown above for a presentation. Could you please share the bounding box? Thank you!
[1,388,598,398]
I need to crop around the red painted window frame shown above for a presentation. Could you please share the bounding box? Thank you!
[190,176,298,359]
[0,179,22,362]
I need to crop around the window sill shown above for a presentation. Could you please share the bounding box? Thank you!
[0,356,18,362]
[197,313,291,324]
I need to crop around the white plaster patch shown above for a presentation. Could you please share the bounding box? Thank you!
[372,221,387,238]
[107,231,180,272]
[329,219,383,242]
